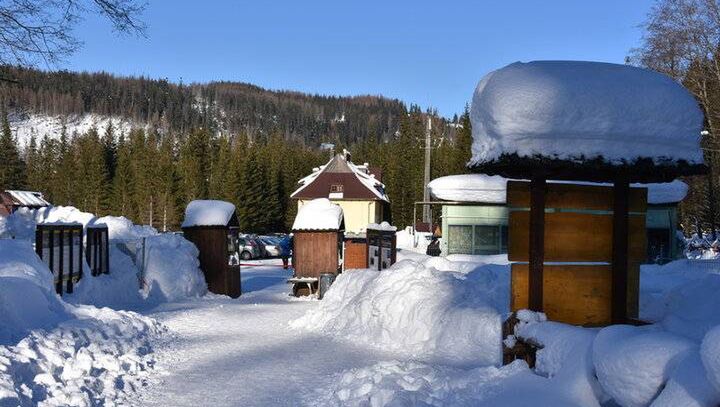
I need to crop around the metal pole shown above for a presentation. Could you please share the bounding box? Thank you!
[422,116,432,226]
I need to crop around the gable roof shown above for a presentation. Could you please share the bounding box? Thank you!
[290,153,389,202]
[3,190,51,208]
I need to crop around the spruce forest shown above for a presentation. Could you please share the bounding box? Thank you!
[0,66,472,232]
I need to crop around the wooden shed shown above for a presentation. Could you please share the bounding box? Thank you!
[0,190,51,216]
[181,200,241,298]
[290,198,345,296]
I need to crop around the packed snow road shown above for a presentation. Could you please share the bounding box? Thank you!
[133,263,393,406]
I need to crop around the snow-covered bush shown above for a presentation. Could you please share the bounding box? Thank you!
[291,256,507,366]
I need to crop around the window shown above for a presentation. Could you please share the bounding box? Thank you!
[447,224,507,255]
[330,184,344,193]
[448,225,473,254]
[474,225,500,255]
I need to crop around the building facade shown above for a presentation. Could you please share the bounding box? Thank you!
[291,151,389,234]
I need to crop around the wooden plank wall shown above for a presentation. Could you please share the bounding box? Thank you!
[294,232,339,277]
[183,227,241,298]
[507,181,646,326]
[344,239,367,270]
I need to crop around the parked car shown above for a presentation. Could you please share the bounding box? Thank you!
[237,236,262,260]
[259,236,282,257]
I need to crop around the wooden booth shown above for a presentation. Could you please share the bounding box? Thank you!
[181,200,241,298]
[343,233,368,270]
[290,198,345,296]
[468,61,706,328]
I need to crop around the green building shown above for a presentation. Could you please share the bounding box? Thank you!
[427,175,687,262]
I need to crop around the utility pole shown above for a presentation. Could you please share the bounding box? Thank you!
[423,116,432,227]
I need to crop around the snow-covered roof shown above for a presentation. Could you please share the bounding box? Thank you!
[469,61,704,167]
[4,190,51,207]
[428,175,688,205]
[428,175,508,204]
[367,221,397,232]
[292,198,344,231]
[290,153,389,202]
[182,200,237,228]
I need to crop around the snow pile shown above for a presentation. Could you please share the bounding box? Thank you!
[645,180,689,204]
[470,61,704,166]
[292,198,344,231]
[428,174,509,203]
[367,221,397,231]
[142,234,207,302]
[0,206,207,307]
[396,227,433,254]
[0,305,164,406]
[291,256,507,366]
[0,238,165,405]
[0,240,71,345]
[181,200,236,228]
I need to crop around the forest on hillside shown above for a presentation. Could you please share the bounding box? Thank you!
[0,101,473,232]
[0,65,414,147]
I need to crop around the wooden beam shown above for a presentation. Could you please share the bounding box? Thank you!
[612,177,630,323]
[528,176,546,312]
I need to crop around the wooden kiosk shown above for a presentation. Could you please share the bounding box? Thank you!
[366,222,397,271]
[181,200,241,298]
[468,61,706,327]
[289,198,344,296]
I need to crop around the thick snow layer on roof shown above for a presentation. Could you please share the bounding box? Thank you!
[367,221,397,232]
[5,190,50,207]
[428,174,688,204]
[428,174,508,203]
[470,61,704,166]
[292,198,343,230]
[290,155,389,202]
[182,200,236,227]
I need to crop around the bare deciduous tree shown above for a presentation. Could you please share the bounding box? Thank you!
[0,0,146,67]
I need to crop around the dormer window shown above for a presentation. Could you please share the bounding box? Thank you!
[330,184,344,193]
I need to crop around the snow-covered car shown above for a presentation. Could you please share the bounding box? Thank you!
[259,236,282,257]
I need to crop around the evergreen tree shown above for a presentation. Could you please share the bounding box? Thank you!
[0,107,25,189]
[111,133,133,216]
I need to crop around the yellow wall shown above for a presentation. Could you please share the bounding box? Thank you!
[297,199,383,233]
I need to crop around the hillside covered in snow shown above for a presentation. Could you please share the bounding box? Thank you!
[1,65,409,147]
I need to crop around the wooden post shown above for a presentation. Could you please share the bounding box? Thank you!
[528,176,546,312]
[612,177,630,324]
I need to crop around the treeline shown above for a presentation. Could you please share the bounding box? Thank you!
[0,65,408,146]
[0,105,473,232]
[631,0,720,234]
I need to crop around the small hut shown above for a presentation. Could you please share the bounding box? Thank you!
[181,200,241,298]
[0,190,51,216]
[469,61,706,326]
[290,198,344,296]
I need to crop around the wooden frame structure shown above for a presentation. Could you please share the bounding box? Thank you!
[182,224,241,298]
[35,223,84,295]
[86,225,110,276]
[475,154,706,326]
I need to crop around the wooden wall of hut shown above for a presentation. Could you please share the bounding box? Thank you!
[293,231,340,278]
[183,227,241,298]
[507,181,647,326]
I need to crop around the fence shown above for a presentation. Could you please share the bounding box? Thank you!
[86,226,109,276]
[35,223,84,295]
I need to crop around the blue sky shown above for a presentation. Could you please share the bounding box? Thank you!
[67,0,655,117]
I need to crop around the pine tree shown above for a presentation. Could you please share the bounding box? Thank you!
[0,107,25,189]
[111,133,133,216]
[24,135,44,191]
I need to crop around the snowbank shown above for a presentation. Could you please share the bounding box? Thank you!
[291,256,507,366]
[181,200,236,228]
[0,305,163,406]
[292,198,344,231]
[367,221,397,232]
[428,174,508,203]
[143,234,207,302]
[396,227,432,254]
[0,240,71,345]
[470,61,704,166]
